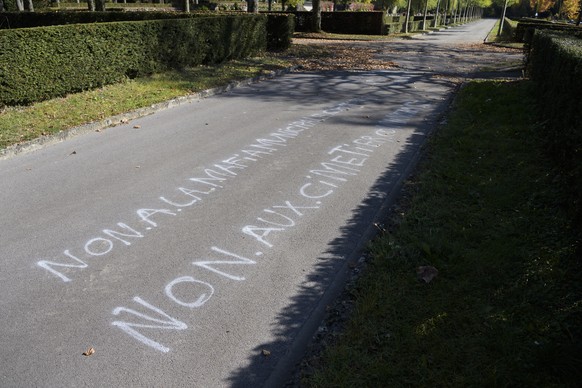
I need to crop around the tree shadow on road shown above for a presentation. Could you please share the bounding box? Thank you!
[219,69,456,387]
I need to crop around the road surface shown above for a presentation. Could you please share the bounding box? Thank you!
[0,19,510,387]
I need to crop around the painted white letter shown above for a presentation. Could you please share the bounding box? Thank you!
[111,297,187,353]
[137,208,177,227]
[36,250,87,283]
[192,247,256,281]
[103,223,144,246]
[165,276,214,308]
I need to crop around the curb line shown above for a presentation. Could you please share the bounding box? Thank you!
[0,65,298,161]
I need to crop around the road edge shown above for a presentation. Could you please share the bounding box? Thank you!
[264,83,463,388]
[0,66,298,161]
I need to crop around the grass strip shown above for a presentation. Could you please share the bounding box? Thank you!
[0,56,290,150]
[304,80,582,387]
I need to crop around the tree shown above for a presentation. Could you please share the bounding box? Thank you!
[422,0,429,29]
[560,0,582,19]
[404,0,413,32]
[95,0,106,10]
[420,0,439,29]
[15,0,24,11]
[247,0,258,12]
[87,0,95,11]
[496,0,518,35]
[312,0,322,32]
[433,0,442,27]
[531,0,555,14]
[25,0,33,11]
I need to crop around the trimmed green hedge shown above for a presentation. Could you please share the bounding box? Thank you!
[320,11,385,35]
[501,17,516,39]
[266,13,294,50]
[385,22,402,34]
[271,11,442,35]
[0,11,293,49]
[528,30,582,223]
[268,11,386,35]
[0,15,267,106]
[515,20,581,43]
[0,11,220,29]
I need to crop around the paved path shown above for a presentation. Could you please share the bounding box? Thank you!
[0,19,515,387]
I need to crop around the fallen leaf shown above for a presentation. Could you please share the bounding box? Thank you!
[417,266,438,283]
[82,347,95,356]
[133,125,141,129]
[261,349,271,357]
[69,151,77,155]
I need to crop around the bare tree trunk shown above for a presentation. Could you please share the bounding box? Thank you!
[16,0,25,11]
[404,0,412,33]
[247,0,258,13]
[95,0,106,11]
[87,0,95,11]
[433,0,441,28]
[25,0,34,11]
[312,0,321,32]
[498,0,509,35]
[184,0,189,12]
[422,0,428,30]
[0,0,5,12]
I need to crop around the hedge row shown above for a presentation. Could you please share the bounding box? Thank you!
[320,11,385,35]
[528,30,582,223]
[0,15,268,106]
[501,16,516,39]
[515,19,581,43]
[273,11,413,35]
[266,13,294,51]
[0,11,293,49]
[280,11,386,35]
[0,11,220,29]
[270,11,448,35]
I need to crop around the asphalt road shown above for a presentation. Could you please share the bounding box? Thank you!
[1,19,500,387]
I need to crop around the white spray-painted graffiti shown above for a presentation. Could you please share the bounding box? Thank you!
[36,100,360,283]
[109,101,431,353]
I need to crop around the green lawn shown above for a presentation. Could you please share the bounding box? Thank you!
[303,81,582,387]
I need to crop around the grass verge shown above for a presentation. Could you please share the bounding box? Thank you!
[303,80,582,386]
[486,18,524,49]
[0,56,290,150]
